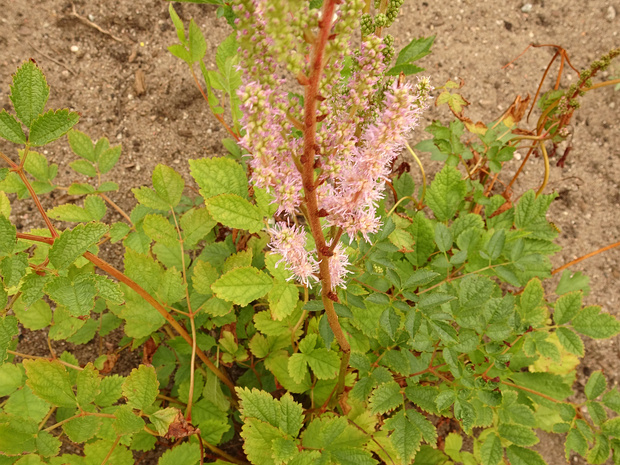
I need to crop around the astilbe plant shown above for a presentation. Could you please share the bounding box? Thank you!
[1,1,620,465]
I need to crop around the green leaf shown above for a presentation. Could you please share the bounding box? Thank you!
[10,60,50,128]
[0,109,27,144]
[237,388,304,437]
[556,270,590,296]
[394,35,435,66]
[212,266,273,306]
[407,212,435,266]
[23,359,76,407]
[48,222,108,269]
[603,389,620,414]
[481,433,503,465]
[554,291,582,325]
[268,283,299,320]
[0,191,10,218]
[71,159,98,177]
[565,428,588,459]
[572,306,620,339]
[157,266,186,305]
[603,417,620,437]
[168,4,186,45]
[94,374,124,407]
[180,207,216,248]
[122,365,159,410]
[76,363,100,407]
[28,109,79,146]
[0,214,17,256]
[45,275,96,316]
[305,348,340,380]
[158,442,201,465]
[434,222,452,252]
[168,44,192,65]
[384,409,422,464]
[113,404,145,435]
[152,164,184,207]
[0,315,19,365]
[132,186,170,211]
[508,372,573,401]
[444,432,462,461]
[84,439,133,465]
[205,194,263,233]
[0,363,24,396]
[67,129,95,161]
[0,253,28,288]
[188,19,207,63]
[588,434,611,464]
[142,214,178,247]
[585,371,607,400]
[189,157,248,199]
[369,381,402,415]
[149,407,181,435]
[555,327,584,357]
[498,423,538,446]
[505,445,546,465]
[425,165,466,221]
[36,430,61,457]
[124,249,163,297]
[67,182,95,195]
[13,298,51,330]
[98,145,122,174]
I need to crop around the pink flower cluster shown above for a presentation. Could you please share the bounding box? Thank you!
[235,0,431,289]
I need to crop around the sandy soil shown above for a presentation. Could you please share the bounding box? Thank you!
[0,0,618,463]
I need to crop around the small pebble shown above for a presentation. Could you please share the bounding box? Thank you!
[607,6,616,21]
[70,45,79,53]
[521,3,533,13]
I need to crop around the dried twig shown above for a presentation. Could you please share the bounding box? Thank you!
[28,43,77,76]
[70,3,124,43]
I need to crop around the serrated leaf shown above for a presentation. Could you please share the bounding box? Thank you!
[508,372,573,401]
[13,298,51,330]
[132,186,170,210]
[113,404,145,435]
[122,365,159,410]
[555,327,584,357]
[498,423,538,446]
[0,363,24,396]
[168,4,186,45]
[67,129,95,161]
[305,348,340,380]
[407,211,435,266]
[84,439,132,465]
[158,442,201,465]
[556,270,590,296]
[0,191,10,218]
[481,433,502,465]
[585,371,607,400]
[565,428,588,459]
[28,109,79,146]
[45,274,96,316]
[369,381,402,415]
[505,445,546,465]
[48,222,108,269]
[0,214,17,256]
[237,388,303,437]
[0,315,19,365]
[180,207,215,248]
[149,407,180,435]
[67,182,95,195]
[554,291,582,325]
[384,409,422,464]
[188,19,207,63]
[0,252,28,288]
[94,375,124,407]
[142,214,178,247]
[0,109,26,144]
[98,145,121,174]
[152,164,184,207]
[434,222,452,252]
[425,165,467,221]
[76,363,100,407]
[10,61,50,128]
[189,157,248,199]
[268,283,299,320]
[70,159,98,177]
[573,306,620,339]
[23,359,76,407]
[205,193,263,233]
[212,266,272,306]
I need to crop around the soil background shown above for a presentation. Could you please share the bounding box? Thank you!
[0,0,619,464]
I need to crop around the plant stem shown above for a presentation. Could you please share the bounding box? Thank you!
[501,380,560,404]
[200,437,250,465]
[300,0,351,396]
[100,193,133,224]
[552,240,620,275]
[535,140,550,197]
[171,208,197,421]
[100,435,121,465]
[8,350,83,371]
